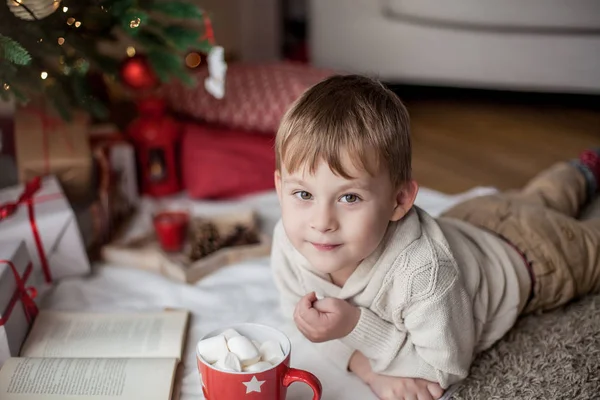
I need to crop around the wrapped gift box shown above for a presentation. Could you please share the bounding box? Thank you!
[89,124,139,210]
[81,125,138,251]
[0,176,90,284]
[14,104,93,203]
[0,240,38,367]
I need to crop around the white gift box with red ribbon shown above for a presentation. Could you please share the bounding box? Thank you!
[0,240,39,367]
[0,176,90,285]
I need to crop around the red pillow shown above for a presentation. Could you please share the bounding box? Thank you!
[164,62,334,133]
[181,123,276,199]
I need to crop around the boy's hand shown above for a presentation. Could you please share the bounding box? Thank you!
[294,292,360,342]
[368,374,444,400]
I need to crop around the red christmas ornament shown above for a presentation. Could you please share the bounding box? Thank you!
[127,97,182,197]
[120,55,158,90]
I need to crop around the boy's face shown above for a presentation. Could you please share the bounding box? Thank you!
[275,154,413,278]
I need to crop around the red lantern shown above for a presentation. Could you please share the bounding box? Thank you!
[127,97,182,197]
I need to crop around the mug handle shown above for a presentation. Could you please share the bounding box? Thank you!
[283,368,323,400]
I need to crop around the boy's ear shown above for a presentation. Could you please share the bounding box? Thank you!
[274,170,282,199]
[390,180,419,222]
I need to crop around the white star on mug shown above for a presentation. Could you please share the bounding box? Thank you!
[242,376,266,394]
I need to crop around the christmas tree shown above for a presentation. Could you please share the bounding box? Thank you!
[0,0,216,120]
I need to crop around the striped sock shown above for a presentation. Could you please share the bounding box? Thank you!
[570,148,600,201]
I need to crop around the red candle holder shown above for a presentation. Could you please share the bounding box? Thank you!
[153,210,190,252]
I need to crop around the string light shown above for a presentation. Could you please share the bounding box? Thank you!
[62,6,67,12]
[41,72,48,80]
[126,46,136,57]
[74,21,81,28]
[3,83,9,90]
[129,17,141,28]
[67,17,75,25]
[57,37,65,45]
[37,38,43,43]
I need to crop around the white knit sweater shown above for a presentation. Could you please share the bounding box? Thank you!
[270,206,530,388]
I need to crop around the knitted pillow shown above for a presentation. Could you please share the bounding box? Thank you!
[163,62,334,133]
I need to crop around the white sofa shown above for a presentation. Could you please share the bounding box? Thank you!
[309,0,600,93]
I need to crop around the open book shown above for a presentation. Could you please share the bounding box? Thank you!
[0,309,189,400]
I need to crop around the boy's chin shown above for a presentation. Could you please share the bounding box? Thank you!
[307,259,348,275]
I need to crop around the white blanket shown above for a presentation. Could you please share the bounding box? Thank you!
[41,186,496,400]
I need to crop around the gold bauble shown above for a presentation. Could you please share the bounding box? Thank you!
[7,0,61,21]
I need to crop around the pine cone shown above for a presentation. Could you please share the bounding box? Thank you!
[189,221,222,260]
[220,224,261,248]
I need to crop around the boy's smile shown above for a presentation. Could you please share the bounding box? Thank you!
[275,153,414,285]
[311,243,341,252]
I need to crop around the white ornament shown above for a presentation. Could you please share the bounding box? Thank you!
[204,45,227,99]
[7,0,61,21]
[242,376,265,394]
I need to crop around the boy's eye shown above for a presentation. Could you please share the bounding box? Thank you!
[294,191,313,200]
[340,194,360,203]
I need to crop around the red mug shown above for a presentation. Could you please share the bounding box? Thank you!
[152,210,189,252]
[197,323,322,399]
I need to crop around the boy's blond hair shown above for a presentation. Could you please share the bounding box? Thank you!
[275,74,412,188]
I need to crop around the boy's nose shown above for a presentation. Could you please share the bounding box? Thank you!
[310,205,338,233]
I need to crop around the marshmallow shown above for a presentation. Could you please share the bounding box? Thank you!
[214,352,242,372]
[197,335,229,364]
[315,292,325,300]
[269,355,285,366]
[243,361,273,373]
[221,328,242,341]
[227,336,261,367]
[252,340,261,349]
[259,340,285,365]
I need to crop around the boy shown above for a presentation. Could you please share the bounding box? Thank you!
[270,75,600,400]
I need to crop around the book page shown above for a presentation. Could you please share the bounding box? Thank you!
[0,357,177,400]
[20,310,189,360]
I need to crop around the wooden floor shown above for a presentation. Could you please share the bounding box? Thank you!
[392,86,600,194]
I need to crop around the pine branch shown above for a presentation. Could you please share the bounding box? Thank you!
[0,0,217,121]
[0,34,32,65]
[147,49,183,83]
[162,25,200,51]
[71,74,108,119]
[147,1,204,20]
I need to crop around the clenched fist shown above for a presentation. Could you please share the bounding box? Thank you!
[294,292,361,342]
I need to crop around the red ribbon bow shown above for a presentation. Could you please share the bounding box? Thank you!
[0,176,41,221]
[0,260,38,327]
[0,176,56,283]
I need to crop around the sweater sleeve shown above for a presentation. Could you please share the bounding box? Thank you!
[383,261,475,389]
[270,221,355,372]
[344,243,475,389]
